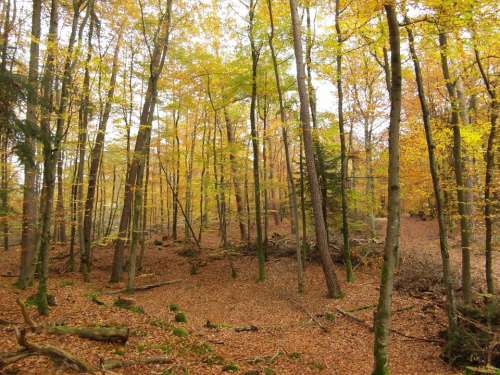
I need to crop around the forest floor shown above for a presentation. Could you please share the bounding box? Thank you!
[0,216,497,375]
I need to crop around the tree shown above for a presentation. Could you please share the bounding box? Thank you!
[438,30,473,305]
[372,3,402,373]
[35,0,59,316]
[17,0,41,289]
[248,0,266,282]
[289,0,342,298]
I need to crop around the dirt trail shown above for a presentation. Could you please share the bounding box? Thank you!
[0,218,473,374]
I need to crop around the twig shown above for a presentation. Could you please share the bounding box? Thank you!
[289,299,329,333]
[335,308,443,343]
[103,279,182,295]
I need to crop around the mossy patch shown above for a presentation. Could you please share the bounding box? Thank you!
[168,303,180,312]
[222,362,240,372]
[172,327,189,337]
[175,312,187,323]
[113,299,144,314]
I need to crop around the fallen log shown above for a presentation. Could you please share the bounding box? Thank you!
[48,325,129,343]
[101,355,171,370]
[0,350,34,367]
[103,279,182,295]
[15,327,94,372]
[1,327,169,373]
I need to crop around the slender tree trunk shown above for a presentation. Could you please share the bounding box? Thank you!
[19,0,41,288]
[224,109,248,241]
[474,48,497,296]
[82,28,122,281]
[438,31,473,305]
[305,5,328,230]
[249,0,265,281]
[289,0,341,298]
[112,0,172,284]
[372,4,402,374]
[77,2,95,279]
[335,0,353,282]
[406,19,457,332]
[267,0,304,292]
[35,0,59,316]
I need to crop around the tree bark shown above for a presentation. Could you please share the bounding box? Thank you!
[289,0,341,298]
[267,0,304,293]
[334,0,353,282]
[82,28,122,281]
[35,0,59,316]
[249,0,265,281]
[111,2,173,283]
[372,4,402,374]
[18,0,41,289]
[405,18,457,333]
[474,48,497,296]
[438,31,473,305]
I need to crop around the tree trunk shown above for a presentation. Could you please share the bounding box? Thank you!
[474,48,497,296]
[110,6,172,282]
[372,4,402,374]
[406,18,457,333]
[224,109,247,241]
[249,0,265,281]
[305,5,328,231]
[35,0,59,316]
[82,28,122,281]
[112,0,172,284]
[335,0,353,282]
[289,0,341,298]
[18,0,41,288]
[77,1,95,280]
[438,31,473,305]
[267,0,304,293]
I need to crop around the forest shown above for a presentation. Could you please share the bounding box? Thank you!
[0,0,498,374]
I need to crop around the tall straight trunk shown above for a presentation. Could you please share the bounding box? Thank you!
[0,0,11,252]
[82,28,122,281]
[438,31,473,305]
[406,19,457,332]
[224,109,247,241]
[299,134,307,243]
[1,135,8,251]
[267,0,304,293]
[61,1,86,271]
[305,5,328,229]
[77,2,95,279]
[289,0,342,298]
[54,146,66,242]
[138,149,150,270]
[474,48,497,295]
[261,92,270,250]
[18,0,41,288]
[249,0,265,281]
[111,0,173,283]
[172,108,180,240]
[335,0,353,282]
[35,0,59,316]
[372,4,402,374]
